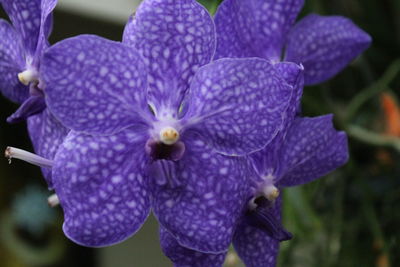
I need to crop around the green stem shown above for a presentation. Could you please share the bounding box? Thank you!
[345,59,400,123]
[346,125,400,152]
[357,178,392,266]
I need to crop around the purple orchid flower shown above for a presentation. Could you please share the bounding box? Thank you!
[157,60,304,266]
[159,113,349,267]
[233,114,348,267]
[158,62,348,266]
[0,0,68,187]
[214,0,372,85]
[36,0,296,251]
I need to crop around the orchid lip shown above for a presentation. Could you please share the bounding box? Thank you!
[145,139,186,161]
[246,196,293,242]
[5,146,53,168]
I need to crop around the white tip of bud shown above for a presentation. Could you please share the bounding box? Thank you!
[18,69,38,86]
[5,146,53,168]
[159,126,179,145]
[263,185,280,201]
[48,194,60,207]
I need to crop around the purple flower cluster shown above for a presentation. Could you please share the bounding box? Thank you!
[0,0,370,266]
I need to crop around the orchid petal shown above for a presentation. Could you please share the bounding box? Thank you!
[123,0,215,116]
[34,0,57,64]
[151,133,249,253]
[41,35,149,135]
[185,58,292,156]
[0,19,28,103]
[0,0,55,57]
[160,226,226,267]
[274,62,304,119]
[53,129,150,247]
[285,14,371,85]
[26,108,68,188]
[277,115,349,187]
[233,197,282,267]
[7,95,46,123]
[214,0,304,60]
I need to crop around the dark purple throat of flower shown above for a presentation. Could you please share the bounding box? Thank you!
[246,196,293,242]
[145,126,185,161]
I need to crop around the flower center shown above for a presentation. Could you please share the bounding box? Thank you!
[18,69,39,86]
[245,196,292,242]
[262,185,280,201]
[248,184,280,210]
[159,126,179,145]
[145,139,185,161]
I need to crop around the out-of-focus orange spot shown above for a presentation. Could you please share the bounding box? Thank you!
[376,253,390,267]
[381,92,400,137]
[373,239,390,267]
[375,150,394,165]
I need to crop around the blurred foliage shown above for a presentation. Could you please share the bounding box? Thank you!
[1,0,400,267]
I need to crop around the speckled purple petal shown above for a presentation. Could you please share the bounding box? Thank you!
[214,0,304,60]
[285,14,372,85]
[26,108,68,188]
[160,226,226,267]
[233,197,282,267]
[185,58,292,156]
[250,63,303,183]
[33,0,57,65]
[42,35,149,135]
[151,133,249,253]
[277,115,349,187]
[0,0,52,57]
[274,62,304,120]
[7,95,46,123]
[123,0,215,116]
[0,19,28,103]
[52,129,150,247]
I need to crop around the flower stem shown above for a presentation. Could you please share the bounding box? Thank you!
[345,59,400,123]
[346,125,400,152]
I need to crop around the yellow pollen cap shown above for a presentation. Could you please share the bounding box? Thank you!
[160,126,179,145]
[263,185,280,201]
[17,69,37,86]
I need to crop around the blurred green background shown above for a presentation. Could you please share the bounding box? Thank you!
[0,0,399,266]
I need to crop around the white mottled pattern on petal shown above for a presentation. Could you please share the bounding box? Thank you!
[186,58,292,156]
[33,0,57,63]
[277,115,349,187]
[1,0,43,56]
[215,0,304,60]
[53,129,150,247]
[273,62,304,121]
[0,19,28,103]
[42,35,149,135]
[123,0,215,116]
[233,196,282,267]
[285,14,371,85]
[27,108,68,188]
[151,133,250,253]
[160,226,226,267]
